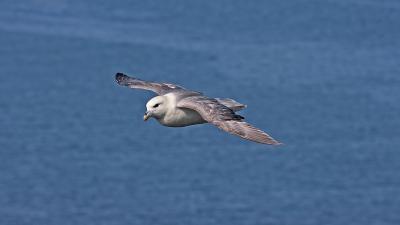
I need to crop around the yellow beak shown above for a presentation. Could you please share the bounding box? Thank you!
[143,112,150,121]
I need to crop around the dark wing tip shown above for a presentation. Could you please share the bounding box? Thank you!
[115,72,131,85]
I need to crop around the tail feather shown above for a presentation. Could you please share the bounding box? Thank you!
[216,98,247,112]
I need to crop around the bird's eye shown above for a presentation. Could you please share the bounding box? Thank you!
[153,103,160,108]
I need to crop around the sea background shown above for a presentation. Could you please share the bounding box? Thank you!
[1,1,400,224]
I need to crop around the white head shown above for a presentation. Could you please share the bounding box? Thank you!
[143,96,168,121]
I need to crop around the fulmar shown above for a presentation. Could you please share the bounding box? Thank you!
[115,73,281,145]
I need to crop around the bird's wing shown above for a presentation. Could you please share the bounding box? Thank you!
[177,96,281,145]
[115,73,188,95]
[212,120,281,145]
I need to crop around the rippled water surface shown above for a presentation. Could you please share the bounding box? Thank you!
[1,1,400,224]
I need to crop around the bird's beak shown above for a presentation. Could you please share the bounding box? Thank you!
[143,111,151,121]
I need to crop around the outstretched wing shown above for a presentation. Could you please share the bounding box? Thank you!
[212,120,281,145]
[115,72,187,95]
[177,96,281,145]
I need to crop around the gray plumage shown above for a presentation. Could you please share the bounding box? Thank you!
[115,72,281,145]
[116,73,198,96]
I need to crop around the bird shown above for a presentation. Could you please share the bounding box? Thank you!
[115,72,281,145]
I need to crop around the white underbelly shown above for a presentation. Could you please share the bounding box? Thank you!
[159,108,206,127]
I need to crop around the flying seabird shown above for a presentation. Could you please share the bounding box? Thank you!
[115,73,281,145]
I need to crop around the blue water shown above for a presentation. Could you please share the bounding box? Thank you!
[1,1,400,224]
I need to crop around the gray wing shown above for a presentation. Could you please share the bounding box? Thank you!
[115,72,188,95]
[212,120,281,145]
[177,96,281,145]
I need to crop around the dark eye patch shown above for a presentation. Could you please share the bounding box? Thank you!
[153,103,160,108]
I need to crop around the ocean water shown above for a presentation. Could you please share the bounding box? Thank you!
[1,1,400,224]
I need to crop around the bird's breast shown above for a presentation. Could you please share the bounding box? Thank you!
[159,108,206,127]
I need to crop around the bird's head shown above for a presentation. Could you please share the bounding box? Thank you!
[144,96,168,121]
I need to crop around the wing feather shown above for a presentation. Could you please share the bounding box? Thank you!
[177,96,243,121]
[115,73,186,95]
[213,120,281,145]
[178,96,280,145]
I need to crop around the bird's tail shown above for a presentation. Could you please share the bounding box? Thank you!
[216,98,247,112]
